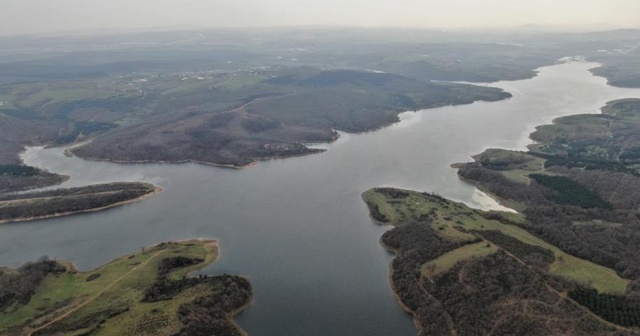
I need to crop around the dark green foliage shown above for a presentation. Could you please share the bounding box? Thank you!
[570,288,640,327]
[475,230,555,266]
[85,273,101,282]
[0,165,39,177]
[424,252,621,336]
[529,174,613,209]
[531,152,636,174]
[368,204,389,223]
[143,276,204,302]
[0,257,65,313]
[377,188,410,199]
[380,219,467,333]
[174,276,252,336]
[157,257,204,277]
[0,182,156,222]
[143,274,252,336]
[458,163,549,205]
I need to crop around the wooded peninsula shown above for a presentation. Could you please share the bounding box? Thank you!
[364,99,640,335]
[0,182,162,224]
[0,239,252,336]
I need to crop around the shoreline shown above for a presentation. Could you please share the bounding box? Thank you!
[381,239,425,332]
[65,146,329,170]
[37,90,512,172]
[168,237,253,336]
[67,238,219,274]
[0,185,164,224]
[8,238,254,336]
[361,194,425,332]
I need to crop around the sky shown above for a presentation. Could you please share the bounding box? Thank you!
[1,0,639,36]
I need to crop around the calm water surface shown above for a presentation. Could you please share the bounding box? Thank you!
[4,61,640,335]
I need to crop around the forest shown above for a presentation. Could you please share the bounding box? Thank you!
[450,98,640,332]
[69,68,510,167]
[362,188,636,335]
[0,182,160,223]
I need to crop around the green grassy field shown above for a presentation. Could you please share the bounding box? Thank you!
[8,82,134,110]
[363,188,630,295]
[0,240,220,336]
[471,148,547,184]
[422,241,498,278]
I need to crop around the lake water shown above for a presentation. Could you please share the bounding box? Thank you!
[5,61,640,335]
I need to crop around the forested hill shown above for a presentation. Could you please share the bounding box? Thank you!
[69,69,510,167]
[0,182,161,223]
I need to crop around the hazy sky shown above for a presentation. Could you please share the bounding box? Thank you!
[1,0,639,36]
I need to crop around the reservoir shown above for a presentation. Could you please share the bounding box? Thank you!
[5,61,640,335]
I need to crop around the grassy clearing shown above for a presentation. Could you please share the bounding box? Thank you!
[9,82,126,109]
[217,74,269,90]
[0,240,217,335]
[472,148,547,184]
[363,188,630,295]
[422,241,498,278]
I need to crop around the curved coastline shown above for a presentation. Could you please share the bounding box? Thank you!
[0,238,254,336]
[0,184,163,224]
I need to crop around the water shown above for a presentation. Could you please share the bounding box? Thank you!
[4,61,640,335]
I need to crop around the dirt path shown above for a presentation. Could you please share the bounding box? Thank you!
[26,250,165,336]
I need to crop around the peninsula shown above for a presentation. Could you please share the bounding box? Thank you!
[363,99,640,335]
[0,239,252,336]
[0,182,162,224]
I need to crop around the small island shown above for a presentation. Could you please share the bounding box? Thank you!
[0,182,162,223]
[0,239,252,336]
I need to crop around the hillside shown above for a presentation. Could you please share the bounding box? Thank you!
[0,182,161,223]
[70,69,510,167]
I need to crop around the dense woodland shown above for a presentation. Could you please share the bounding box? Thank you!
[142,273,251,336]
[570,288,640,327]
[0,168,66,193]
[0,182,158,222]
[71,69,510,167]
[453,99,640,331]
[425,252,622,335]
